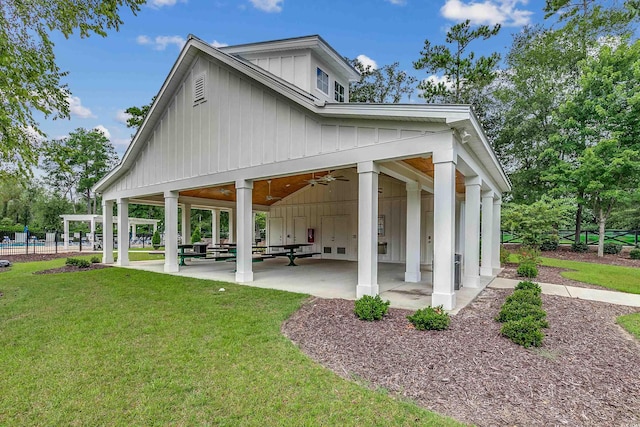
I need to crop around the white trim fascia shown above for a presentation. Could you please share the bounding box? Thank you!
[467,111,511,193]
[321,103,471,121]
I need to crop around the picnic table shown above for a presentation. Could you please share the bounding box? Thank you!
[267,243,320,266]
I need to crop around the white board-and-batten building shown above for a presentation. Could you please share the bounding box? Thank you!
[94,34,510,310]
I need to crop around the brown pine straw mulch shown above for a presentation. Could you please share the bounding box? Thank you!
[282,291,640,427]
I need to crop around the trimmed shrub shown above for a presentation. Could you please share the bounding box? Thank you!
[630,248,640,260]
[500,245,511,265]
[152,230,161,248]
[354,295,390,321]
[571,242,589,253]
[516,262,538,279]
[505,289,542,307]
[501,317,544,348]
[514,280,541,296]
[603,243,622,255]
[66,257,90,268]
[539,238,558,251]
[517,247,541,265]
[191,228,202,243]
[495,302,548,327]
[90,256,101,264]
[407,305,450,331]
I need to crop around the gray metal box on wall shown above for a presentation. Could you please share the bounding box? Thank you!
[454,254,462,290]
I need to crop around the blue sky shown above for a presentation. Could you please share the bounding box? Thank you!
[41,0,549,157]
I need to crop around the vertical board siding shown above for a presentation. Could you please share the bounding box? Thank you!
[110,55,429,193]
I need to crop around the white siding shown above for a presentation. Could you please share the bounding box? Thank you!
[109,54,442,193]
[244,49,311,92]
[269,169,434,264]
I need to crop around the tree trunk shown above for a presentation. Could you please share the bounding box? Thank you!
[598,209,605,258]
[574,203,583,245]
[86,190,91,214]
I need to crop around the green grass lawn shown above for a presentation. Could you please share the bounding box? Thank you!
[0,259,460,426]
[617,313,640,340]
[506,253,640,294]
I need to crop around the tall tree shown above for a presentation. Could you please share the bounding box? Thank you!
[124,96,156,129]
[348,60,417,103]
[413,20,501,122]
[550,39,640,256]
[0,0,145,177]
[42,128,118,214]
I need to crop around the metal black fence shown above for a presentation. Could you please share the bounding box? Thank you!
[501,229,640,247]
[0,230,110,256]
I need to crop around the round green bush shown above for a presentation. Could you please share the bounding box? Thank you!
[354,295,390,321]
[516,262,538,278]
[501,317,544,348]
[539,239,558,251]
[151,230,161,247]
[571,242,589,253]
[495,302,548,327]
[505,289,542,307]
[630,248,640,260]
[191,228,202,243]
[514,281,541,295]
[90,256,101,264]
[603,243,622,255]
[407,305,450,331]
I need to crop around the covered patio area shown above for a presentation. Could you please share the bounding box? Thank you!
[119,257,493,313]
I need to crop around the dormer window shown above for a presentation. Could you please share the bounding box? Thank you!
[334,81,345,102]
[316,67,329,94]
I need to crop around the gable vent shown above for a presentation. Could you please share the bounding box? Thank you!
[193,72,206,105]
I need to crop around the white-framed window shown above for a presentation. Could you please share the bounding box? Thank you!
[334,81,345,102]
[193,72,207,105]
[316,67,329,94]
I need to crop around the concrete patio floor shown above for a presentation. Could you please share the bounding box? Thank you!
[122,257,494,314]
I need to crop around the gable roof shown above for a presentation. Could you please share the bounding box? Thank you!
[94,35,510,194]
[220,34,360,82]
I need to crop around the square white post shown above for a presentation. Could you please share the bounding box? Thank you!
[228,209,235,243]
[164,191,179,273]
[211,209,220,245]
[432,149,457,310]
[181,203,191,244]
[90,218,96,243]
[235,179,254,283]
[493,198,502,274]
[116,198,129,266]
[102,200,114,264]
[131,222,137,240]
[481,190,494,276]
[357,161,380,298]
[63,219,70,250]
[463,176,482,287]
[405,181,421,282]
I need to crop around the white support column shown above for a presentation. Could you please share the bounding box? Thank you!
[492,198,502,274]
[463,176,482,288]
[181,203,191,245]
[63,219,70,250]
[432,149,457,310]
[481,190,495,276]
[116,198,129,266]
[131,223,137,240]
[404,181,421,282]
[164,191,179,273]
[357,161,380,298]
[235,180,254,283]
[90,218,96,243]
[102,200,114,264]
[211,209,220,245]
[153,223,158,233]
[228,209,235,243]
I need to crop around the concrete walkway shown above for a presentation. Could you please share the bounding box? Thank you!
[489,277,640,307]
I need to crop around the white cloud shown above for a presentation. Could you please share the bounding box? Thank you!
[67,96,95,118]
[137,34,186,50]
[440,0,533,27]
[211,40,228,48]
[424,75,454,90]
[357,54,378,70]
[386,0,406,4]
[113,137,132,148]
[149,0,184,7]
[94,125,111,139]
[115,109,132,125]
[249,0,283,13]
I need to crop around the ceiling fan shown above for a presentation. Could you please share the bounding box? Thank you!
[317,170,349,184]
[303,172,328,187]
[265,180,282,201]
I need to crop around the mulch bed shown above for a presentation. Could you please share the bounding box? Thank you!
[283,292,640,427]
[0,252,85,263]
[33,264,111,275]
[499,263,605,290]
[505,244,640,268]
